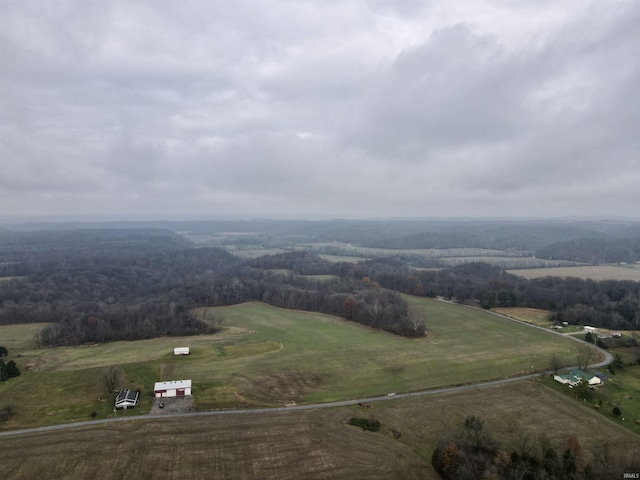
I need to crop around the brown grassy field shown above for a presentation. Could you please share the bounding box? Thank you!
[509,264,640,281]
[491,307,552,327]
[1,380,639,480]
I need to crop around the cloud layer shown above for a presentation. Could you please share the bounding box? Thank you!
[1,0,639,219]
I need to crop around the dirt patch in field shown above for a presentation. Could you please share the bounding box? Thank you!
[234,370,327,405]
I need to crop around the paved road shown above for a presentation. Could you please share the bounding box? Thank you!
[0,301,612,438]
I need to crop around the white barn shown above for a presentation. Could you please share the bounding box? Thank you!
[174,347,190,355]
[154,379,192,398]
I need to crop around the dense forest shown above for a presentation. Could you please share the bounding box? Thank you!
[1,222,639,347]
[0,229,240,345]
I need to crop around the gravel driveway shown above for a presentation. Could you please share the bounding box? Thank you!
[149,396,195,415]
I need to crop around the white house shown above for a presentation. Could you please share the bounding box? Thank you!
[154,379,192,398]
[174,347,190,355]
[115,389,140,409]
[553,369,602,387]
[583,326,598,334]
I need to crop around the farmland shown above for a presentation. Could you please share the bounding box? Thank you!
[491,307,552,328]
[0,297,588,430]
[509,264,640,281]
[224,241,583,269]
[1,380,639,480]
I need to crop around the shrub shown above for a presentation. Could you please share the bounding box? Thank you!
[0,404,16,422]
[349,417,381,432]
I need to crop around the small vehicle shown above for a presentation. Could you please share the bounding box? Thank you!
[159,401,165,409]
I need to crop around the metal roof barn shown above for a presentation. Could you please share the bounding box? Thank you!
[154,379,192,398]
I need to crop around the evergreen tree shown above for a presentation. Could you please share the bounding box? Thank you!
[6,360,20,378]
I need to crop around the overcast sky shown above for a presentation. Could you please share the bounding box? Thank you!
[1,1,639,221]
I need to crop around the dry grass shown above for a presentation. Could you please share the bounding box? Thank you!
[492,307,552,327]
[0,323,50,351]
[1,380,639,480]
[509,265,640,281]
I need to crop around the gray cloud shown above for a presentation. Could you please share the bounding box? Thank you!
[1,0,639,220]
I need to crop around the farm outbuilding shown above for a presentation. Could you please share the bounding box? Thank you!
[114,389,140,409]
[154,379,192,398]
[174,347,190,355]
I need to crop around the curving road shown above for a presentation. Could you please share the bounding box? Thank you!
[0,301,612,439]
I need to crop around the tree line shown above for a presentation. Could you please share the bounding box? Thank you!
[351,258,640,330]
[2,228,639,347]
[431,415,639,479]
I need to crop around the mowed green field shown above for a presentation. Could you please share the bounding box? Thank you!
[0,297,591,430]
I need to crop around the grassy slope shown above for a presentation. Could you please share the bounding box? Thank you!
[1,298,588,430]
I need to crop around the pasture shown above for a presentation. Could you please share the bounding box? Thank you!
[0,322,48,350]
[1,380,639,480]
[508,264,640,281]
[0,298,592,430]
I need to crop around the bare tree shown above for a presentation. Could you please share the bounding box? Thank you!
[408,310,426,337]
[206,311,225,331]
[549,353,562,374]
[577,345,595,370]
[514,429,537,458]
[366,298,382,321]
[99,365,125,393]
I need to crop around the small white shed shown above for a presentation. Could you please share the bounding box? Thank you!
[174,347,190,355]
[154,379,192,398]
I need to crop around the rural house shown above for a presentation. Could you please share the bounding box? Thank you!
[553,369,602,387]
[114,389,140,409]
[173,347,190,355]
[154,379,192,398]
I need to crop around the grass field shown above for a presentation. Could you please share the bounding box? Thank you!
[1,380,638,480]
[509,264,640,281]
[0,298,591,430]
[543,364,640,435]
[0,322,49,350]
[492,307,552,327]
